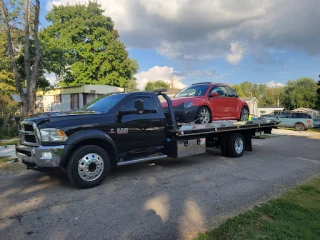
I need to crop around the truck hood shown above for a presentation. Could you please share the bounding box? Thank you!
[20,110,113,129]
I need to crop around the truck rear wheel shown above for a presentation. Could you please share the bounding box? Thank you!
[220,134,229,156]
[294,123,305,131]
[227,133,245,158]
[67,145,110,188]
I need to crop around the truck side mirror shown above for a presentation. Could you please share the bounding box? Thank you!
[134,99,144,114]
[209,92,218,97]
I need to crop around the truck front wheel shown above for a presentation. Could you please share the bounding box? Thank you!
[67,145,110,188]
[227,133,245,158]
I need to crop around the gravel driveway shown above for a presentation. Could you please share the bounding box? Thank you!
[0,129,319,239]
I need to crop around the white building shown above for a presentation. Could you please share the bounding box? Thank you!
[258,106,285,116]
[240,97,259,116]
[37,85,124,112]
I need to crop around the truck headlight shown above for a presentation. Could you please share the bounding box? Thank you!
[40,128,68,142]
[184,101,193,108]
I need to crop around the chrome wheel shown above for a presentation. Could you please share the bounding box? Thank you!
[197,107,211,124]
[234,137,244,154]
[240,108,249,121]
[78,153,104,182]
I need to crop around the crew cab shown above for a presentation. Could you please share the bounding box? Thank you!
[16,90,276,188]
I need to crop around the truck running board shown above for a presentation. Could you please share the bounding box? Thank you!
[117,155,168,166]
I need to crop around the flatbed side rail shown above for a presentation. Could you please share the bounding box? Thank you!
[177,121,276,137]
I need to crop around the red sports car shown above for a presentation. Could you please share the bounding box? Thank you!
[161,82,249,124]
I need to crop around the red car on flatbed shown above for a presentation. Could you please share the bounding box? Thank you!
[161,82,249,124]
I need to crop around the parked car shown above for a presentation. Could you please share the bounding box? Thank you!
[313,118,320,128]
[262,112,313,131]
[161,82,249,124]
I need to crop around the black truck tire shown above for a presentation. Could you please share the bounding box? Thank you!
[226,133,245,158]
[67,145,110,188]
[220,134,230,156]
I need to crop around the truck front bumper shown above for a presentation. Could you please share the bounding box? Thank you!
[16,144,64,169]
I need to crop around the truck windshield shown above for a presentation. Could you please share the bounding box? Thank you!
[82,93,127,112]
[175,85,209,97]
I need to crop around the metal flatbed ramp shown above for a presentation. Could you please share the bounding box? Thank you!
[177,120,277,136]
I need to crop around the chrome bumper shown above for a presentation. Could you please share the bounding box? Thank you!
[16,144,65,168]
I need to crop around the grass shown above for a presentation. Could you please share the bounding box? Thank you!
[0,138,18,147]
[0,156,24,171]
[195,177,320,240]
[308,128,320,133]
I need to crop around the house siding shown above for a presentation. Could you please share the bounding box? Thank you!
[35,85,124,112]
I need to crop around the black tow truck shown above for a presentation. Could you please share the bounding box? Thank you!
[16,90,275,188]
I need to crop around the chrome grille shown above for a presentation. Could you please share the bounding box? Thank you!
[19,121,40,146]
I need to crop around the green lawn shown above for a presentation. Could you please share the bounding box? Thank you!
[308,128,320,133]
[0,139,18,147]
[0,156,24,171]
[196,177,320,240]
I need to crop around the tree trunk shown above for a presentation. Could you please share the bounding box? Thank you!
[28,0,42,115]
[24,0,31,114]
[0,0,28,115]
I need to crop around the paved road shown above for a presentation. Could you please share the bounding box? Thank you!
[0,129,319,240]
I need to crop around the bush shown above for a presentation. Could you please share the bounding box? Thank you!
[0,119,18,139]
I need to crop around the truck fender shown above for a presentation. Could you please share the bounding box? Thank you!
[60,130,118,168]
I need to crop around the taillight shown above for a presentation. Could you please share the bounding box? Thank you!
[307,120,311,123]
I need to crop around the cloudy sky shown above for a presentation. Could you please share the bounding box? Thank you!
[44,0,320,89]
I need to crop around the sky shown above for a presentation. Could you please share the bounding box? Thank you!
[43,0,320,89]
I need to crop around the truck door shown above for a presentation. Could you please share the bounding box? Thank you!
[113,95,166,153]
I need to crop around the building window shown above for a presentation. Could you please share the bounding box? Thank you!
[54,94,62,104]
[71,94,79,110]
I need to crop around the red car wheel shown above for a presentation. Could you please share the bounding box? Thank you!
[196,106,212,124]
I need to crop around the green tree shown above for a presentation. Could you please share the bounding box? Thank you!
[41,1,138,88]
[316,79,320,109]
[144,80,170,91]
[281,78,318,109]
[232,81,284,107]
[0,0,43,115]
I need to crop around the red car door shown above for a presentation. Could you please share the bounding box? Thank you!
[208,86,232,119]
[226,86,239,118]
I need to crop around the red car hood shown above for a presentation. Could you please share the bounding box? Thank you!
[161,97,198,108]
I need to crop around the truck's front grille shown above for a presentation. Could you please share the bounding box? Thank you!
[24,135,36,143]
[24,124,34,132]
[19,122,39,146]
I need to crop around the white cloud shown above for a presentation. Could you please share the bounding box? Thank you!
[267,81,285,88]
[46,0,320,64]
[226,42,245,64]
[134,66,187,90]
[44,72,57,85]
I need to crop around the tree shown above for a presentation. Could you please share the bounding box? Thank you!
[281,78,318,110]
[144,80,170,91]
[316,79,320,109]
[0,0,42,115]
[232,82,284,107]
[40,1,138,88]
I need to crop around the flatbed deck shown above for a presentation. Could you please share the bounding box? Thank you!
[176,120,277,136]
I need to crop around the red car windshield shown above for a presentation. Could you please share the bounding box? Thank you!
[175,85,209,98]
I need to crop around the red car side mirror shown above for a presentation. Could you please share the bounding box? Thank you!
[209,92,219,97]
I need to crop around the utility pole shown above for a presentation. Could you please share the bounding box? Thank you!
[170,75,174,89]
